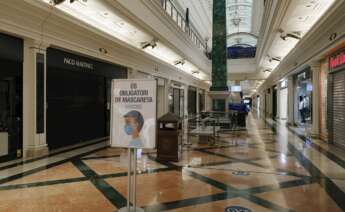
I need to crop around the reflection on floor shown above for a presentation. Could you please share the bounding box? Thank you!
[0,113,344,211]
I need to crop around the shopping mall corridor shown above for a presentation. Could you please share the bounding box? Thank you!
[0,113,344,212]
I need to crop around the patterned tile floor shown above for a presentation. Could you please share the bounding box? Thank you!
[0,114,344,211]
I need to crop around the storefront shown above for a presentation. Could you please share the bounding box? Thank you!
[0,32,23,162]
[46,48,127,149]
[199,89,205,112]
[169,83,184,118]
[265,88,270,116]
[328,47,345,147]
[294,68,312,126]
[188,86,197,115]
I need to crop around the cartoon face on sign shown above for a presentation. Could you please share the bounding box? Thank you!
[123,110,144,148]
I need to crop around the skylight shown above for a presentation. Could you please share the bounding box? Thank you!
[226,0,256,47]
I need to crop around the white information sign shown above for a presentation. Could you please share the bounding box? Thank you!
[110,79,156,149]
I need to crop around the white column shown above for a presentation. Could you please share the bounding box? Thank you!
[183,85,189,118]
[276,84,281,119]
[287,75,294,126]
[310,62,321,138]
[183,85,189,142]
[164,79,171,114]
[206,92,212,111]
[23,39,49,158]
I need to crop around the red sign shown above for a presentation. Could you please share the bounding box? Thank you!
[330,51,345,69]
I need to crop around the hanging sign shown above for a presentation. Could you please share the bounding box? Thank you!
[110,79,157,149]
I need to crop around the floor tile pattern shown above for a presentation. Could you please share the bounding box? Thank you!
[0,114,344,211]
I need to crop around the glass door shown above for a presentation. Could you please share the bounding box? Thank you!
[0,77,22,162]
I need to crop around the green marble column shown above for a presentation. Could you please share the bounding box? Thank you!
[210,0,228,92]
[210,0,228,111]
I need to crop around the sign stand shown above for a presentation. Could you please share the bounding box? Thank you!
[118,148,144,212]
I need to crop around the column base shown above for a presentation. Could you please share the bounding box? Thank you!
[24,144,49,158]
[310,133,319,139]
[208,91,231,112]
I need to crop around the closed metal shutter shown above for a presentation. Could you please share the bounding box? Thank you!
[332,70,345,148]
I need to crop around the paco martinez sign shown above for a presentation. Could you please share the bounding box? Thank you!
[63,57,94,70]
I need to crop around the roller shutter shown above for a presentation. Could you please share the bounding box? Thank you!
[331,70,345,148]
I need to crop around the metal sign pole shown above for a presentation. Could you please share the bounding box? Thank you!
[132,148,144,212]
[119,148,133,212]
[128,148,132,212]
[133,148,137,212]
[119,148,144,212]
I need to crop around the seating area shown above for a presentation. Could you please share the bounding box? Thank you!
[187,111,248,146]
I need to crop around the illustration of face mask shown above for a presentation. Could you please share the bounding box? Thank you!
[124,124,134,135]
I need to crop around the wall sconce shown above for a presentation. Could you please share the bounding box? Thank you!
[99,48,108,54]
[141,39,158,49]
[280,31,301,41]
[267,55,281,63]
[174,59,185,66]
[52,0,84,4]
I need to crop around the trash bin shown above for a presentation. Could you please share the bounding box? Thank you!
[157,112,182,162]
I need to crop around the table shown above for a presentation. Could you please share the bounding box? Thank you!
[189,126,220,144]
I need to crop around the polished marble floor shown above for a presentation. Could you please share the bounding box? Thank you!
[0,114,345,211]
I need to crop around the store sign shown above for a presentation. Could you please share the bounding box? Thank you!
[330,51,345,70]
[63,57,94,70]
[110,79,157,149]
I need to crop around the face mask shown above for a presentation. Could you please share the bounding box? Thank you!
[124,124,133,135]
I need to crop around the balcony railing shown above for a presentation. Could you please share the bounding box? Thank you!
[159,0,207,53]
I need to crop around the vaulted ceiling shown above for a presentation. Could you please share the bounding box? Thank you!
[175,0,337,95]
[175,0,264,48]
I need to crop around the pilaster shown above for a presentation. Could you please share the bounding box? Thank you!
[183,85,189,143]
[287,75,295,126]
[310,62,321,138]
[196,87,200,114]
[23,39,49,158]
